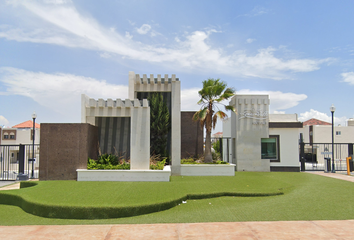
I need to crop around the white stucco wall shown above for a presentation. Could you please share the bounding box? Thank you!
[1,128,40,145]
[269,128,300,167]
[312,125,354,143]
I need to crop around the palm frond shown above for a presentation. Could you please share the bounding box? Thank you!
[225,105,236,113]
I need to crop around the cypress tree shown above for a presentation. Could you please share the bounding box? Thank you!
[148,93,170,158]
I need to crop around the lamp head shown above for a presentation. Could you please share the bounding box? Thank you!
[32,111,37,119]
[330,104,336,113]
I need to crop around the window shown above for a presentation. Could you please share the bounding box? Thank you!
[9,132,15,140]
[3,130,16,140]
[261,135,280,162]
[336,131,341,136]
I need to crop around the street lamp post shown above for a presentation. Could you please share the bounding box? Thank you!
[31,111,37,178]
[330,104,335,173]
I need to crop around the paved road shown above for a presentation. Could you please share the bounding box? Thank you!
[0,221,353,239]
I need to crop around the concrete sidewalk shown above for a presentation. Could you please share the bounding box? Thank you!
[0,220,353,239]
[306,171,354,182]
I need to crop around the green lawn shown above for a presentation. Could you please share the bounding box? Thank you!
[0,172,353,225]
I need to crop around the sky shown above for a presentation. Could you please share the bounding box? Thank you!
[1,0,354,134]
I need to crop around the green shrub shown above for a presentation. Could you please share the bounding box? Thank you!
[212,139,221,154]
[88,154,167,170]
[212,152,221,161]
[150,158,167,170]
[87,154,130,170]
[181,158,197,164]
[181,158,228,164]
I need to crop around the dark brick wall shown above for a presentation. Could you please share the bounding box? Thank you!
[181,111,203,159]
[39,123,98,180]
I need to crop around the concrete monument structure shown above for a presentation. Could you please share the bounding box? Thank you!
[128,71,181,175]
[223,94,302,172]
[230,95,270,171]
[81,96,150,170]
[80,71,181,179]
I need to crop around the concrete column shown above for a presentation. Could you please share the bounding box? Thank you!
[130,102,150,170]
[128,71,135,99]
[231,95,270,171]
[171,81,181,175]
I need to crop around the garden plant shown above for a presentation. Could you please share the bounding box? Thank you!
[193,79,235,163]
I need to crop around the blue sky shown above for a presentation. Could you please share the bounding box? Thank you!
[1,0,354,133]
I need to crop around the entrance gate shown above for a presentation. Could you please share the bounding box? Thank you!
[0,144,40,180]
[299,140,353,172]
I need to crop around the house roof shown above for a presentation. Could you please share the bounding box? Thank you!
[303,118,331,126]
[12,120,40,129]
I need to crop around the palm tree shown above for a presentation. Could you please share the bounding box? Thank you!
[193,79,236,163]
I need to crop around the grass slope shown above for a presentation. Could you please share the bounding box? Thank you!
[0,172,353,225]
[0,173,283,219]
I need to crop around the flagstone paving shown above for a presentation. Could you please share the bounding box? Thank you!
[0,220,353,239]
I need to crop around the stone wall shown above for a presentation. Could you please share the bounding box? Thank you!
[181,111,203,159]
[39,123,98,180]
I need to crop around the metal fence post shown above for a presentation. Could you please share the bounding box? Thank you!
[219,138,223,160]
[18,144,25,174]
[299,133,305,171]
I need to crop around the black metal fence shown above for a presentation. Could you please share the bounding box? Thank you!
[300,142,353,171]
[0,144,40,180]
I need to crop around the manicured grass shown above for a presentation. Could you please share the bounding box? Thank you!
[0,172,353,225]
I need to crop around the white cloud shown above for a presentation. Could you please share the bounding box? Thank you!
[181,88,307,113]
[0,67,128,117]
[298,109,347,126]
[99,52,112,58]
[181,88,200,111]
[0,1,331,80]
[246,38,255,43]
[239,6,270,17]
[273,110,285,114]
[238,89,307,112]
[136,24,151,35]
[0,116,9,126]
[341,72,354,85]
[125,31,132,40]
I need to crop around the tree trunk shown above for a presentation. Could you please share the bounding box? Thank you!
[204,130,213,163]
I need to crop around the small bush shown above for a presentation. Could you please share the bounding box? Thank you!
[212,152,221,161]
[181,158,196,164]
[212,139,221,154]
[150,158,166,170]
[181,158,228,164]
[88,154,167,170]
[88,154,130,170]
